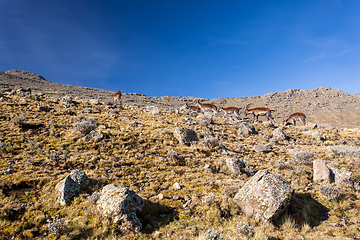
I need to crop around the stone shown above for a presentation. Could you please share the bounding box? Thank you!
[327,164,352,185]
[173,126,199,146]
[233,170,294,221]
[83,130,104,142]
[96,184,144,232]
[237,122,255,137]
[173,182,182,190]
[55,170,89,206]
[203,165,216,174]
[313,159,331,182]
[225,158,252,176]
[327,145,360,157]
[254,144,273,153]
[272,127,287,141]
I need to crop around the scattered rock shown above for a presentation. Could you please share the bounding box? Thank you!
[96,184,144,232]
[327,145,360,157]
[237,122,255,137]
[55,169,89,206]
[181,117,198,125]
[253,143,273,153]
[173,126,199,146]
[233,170,294,221]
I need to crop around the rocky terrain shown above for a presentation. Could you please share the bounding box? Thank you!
[1,69,360,128]
[0,70,360,239]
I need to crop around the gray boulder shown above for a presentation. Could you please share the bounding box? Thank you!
[96,184,144,232]
[173,126,199,145]
[272,127,287,141]
[55,169,89,206]
[233,170,294,221]
[237,122,255,137]
[313,159,331,182]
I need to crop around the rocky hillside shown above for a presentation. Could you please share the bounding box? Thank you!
[1,73,360,239]
[1,70,359,128]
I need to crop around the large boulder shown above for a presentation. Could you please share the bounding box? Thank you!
[96,184,144,232]
[233,170,293,221]
[55,170,89,206]
[173,126,199,145]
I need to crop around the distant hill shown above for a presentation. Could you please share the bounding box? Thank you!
[1,69,360,127]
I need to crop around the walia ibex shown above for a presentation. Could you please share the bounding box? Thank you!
[244,103,275,122]
[283,112,307,126]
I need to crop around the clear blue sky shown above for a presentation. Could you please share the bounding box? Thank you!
[1,0,360,98]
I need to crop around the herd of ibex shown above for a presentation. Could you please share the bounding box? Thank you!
[114,89,307,126]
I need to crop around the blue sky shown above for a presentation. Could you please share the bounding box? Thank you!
[1,0,360,98]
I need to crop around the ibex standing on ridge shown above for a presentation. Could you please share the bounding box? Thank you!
[183,103,201,113]
[219,106,241,116]
[283,112,306,126]
[196,100,218,114]
[114,89,122,107]
[244,103,275,122]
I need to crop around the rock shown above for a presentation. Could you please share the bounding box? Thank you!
[303,130,325,141]
[55,169,89,206]
[173,182,182,190]
[203,165,216,174]
[313,159,331,182]
[253,144,273,153]
[272,127,287,141]
[237,122,255,137]
[83,130,104,142]
[327,145,360,157]
[96,184,144,232]
[233,170,294,221]
[307,122,318,129]
[225,158,252,176]
[262,121,275,128]
[89,99,101,105]
[173,126,199,146]
[326,164,352,185]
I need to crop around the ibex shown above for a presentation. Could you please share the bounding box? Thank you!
[244,103,275,121]
[219,106,241,116]
[183,103,201,113]
[114,89,122,106]
[196,100,218,114]
[283,112,306,126]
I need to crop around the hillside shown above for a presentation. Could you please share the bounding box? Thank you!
[1,70,360,239]
[1,70,360,127]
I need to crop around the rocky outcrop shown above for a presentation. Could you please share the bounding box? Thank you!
[233,170,293,221]
[173,126,199,145]
[96,184,144,232]
[55,170,89,206]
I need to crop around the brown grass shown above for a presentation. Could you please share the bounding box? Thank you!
[0,92,360,239]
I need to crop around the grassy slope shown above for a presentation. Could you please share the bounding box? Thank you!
[0,92,360,239]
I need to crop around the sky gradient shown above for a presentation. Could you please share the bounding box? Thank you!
[1,0,360,98]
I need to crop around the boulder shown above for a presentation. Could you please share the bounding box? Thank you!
[233,170,293,221]
[313,159,331,182]
[225,158,253,177]
[272,128,287,141]
[96,184,144,232]
[55,169,89,206]
[173,126,199,145]
[237,122,255,137]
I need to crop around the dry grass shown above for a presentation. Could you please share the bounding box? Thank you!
[0,91,360,239]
